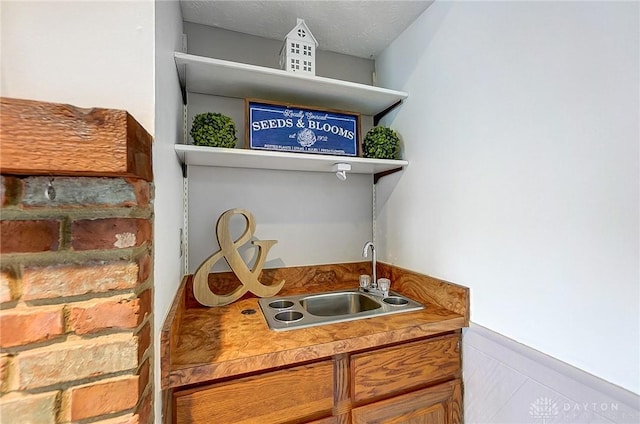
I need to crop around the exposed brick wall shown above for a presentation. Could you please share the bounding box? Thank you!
[0,175,153,424]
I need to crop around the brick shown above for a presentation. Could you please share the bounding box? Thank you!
[72,218,151,250]
[136,321,151,362]
[126,178,150,207]
[0,306,63,348]
[66,292,149,335]
[0,220,60,253]
[135,389,153,424]
[63,375,139,421]
[0,391,59,424]
[1,176,20,207]
[91,413,138,424]
[137,289,152,323]
[138,254,152,283]
[0,175,19,207]
[138,358,150,398]
[0,176,6,206]
[0,270,14,303]
[1,354,12,392]
[22,176,140,208]
[23,261,139,300]
[16,333,138,390]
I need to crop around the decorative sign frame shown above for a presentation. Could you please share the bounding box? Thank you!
[246,99,360,157]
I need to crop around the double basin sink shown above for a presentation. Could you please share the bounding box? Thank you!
[258,288,424,331]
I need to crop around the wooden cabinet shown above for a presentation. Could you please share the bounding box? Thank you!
[172,331,462,424]
[351,379,462,424]
[307,418,339,424]
[173,361,334,424]
[351,334,460,403]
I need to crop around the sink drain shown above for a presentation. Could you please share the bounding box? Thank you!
[274,311,303,323]
[383,296,409,306]
[268,300,294,309]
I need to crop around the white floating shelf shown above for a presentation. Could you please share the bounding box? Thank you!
[174,52,408,116]
[175,145,408,175]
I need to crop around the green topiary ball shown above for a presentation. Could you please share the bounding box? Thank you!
[190,113,238,148]
[362,126,401,159]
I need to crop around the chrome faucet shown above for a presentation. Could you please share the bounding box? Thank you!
[362,241,377,288]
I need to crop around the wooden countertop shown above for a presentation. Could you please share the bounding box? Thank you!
[161,262,469,389]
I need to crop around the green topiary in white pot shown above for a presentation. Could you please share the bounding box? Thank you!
[190,113,238,148]
[362,126,401,159]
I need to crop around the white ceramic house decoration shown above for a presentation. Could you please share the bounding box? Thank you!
[279,18,318,75]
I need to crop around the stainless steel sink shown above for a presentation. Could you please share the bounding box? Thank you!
[258,288,424,331]
[300,292,381,316]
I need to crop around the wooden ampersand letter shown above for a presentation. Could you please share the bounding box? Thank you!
[193,208,285,307]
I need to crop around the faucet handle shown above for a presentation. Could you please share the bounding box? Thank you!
[377,278,390,292]
[359,275,371,289]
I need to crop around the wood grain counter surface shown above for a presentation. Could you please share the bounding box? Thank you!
[161,262,469,389]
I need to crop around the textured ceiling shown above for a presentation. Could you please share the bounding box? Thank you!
[180,1,433,59]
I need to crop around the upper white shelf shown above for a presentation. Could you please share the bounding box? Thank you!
[174,52,408,116]
[175,145,408,175]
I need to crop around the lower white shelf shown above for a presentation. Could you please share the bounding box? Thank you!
[175,144,408,175]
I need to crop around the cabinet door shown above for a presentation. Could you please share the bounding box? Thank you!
[174,361,334,424]
[351,333,460,403]
[351,379,462,424]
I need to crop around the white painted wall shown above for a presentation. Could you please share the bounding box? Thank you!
[185,97,373,272]
[183,29,377,271]
[183,22,375,85]
[1,0,155,132]
[188,165,372,273]
[153,1,184,423]
[1,2,183,422]
[376,1,639,394]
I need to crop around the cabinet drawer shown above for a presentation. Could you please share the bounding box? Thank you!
[351,379,462,424]
[174,361,334,424]
[351,333,460,403]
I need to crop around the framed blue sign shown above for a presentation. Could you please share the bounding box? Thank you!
[246,100,360,157]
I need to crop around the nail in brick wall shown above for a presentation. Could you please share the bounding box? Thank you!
[1,173,154,423]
